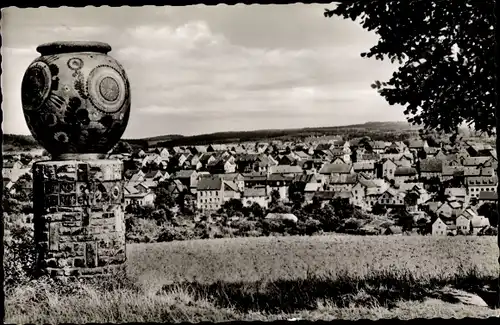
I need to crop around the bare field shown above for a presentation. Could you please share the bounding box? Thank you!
[6,235,499,323]
[126,235,499,290]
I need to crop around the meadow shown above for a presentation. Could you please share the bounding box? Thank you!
[127,235,499,288]
[5,234,500,323]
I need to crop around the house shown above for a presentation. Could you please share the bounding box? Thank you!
[294,151,311,161]
[377,188,405,208]
[328,174,357,192]
[418,159,443,179]
[2,161,30,183]
[466,176,498,199]
[331,156,347,164]
[129,171,145,185]
[218,173,245,192]
[256,143,269,154]
[196,176,241,213]
[207,157,237,174]
[157,148,170,159]
[207,144,228,152]
[395,154,413,167]
[394,167,418,184]
[353,161,376,178]
[276,154,296,166]
[243,172,268,189]
[436,201,462,218]
[172,170,199,193]
[471,214,490,235]
[299,159,324,175]
[267,174,294,201]
[199,153,217,169]
[312,191,336,207]
[357,152,381,162]
[375,158,397,180]
[242,188,269,209]
[370,141,387,154]
[455,208,480,234]
[333,140,350,153]
[400,183,430,206]
[478,191,498,206]
[304,182,324,203]
[144,170,168,182]
[351,177,389,210]
[383,226,403,235]
[408,140,428,151]
[192,145,208,154]
[318,163,353,183]
[441,166,464,181]
[463,157,495,168]
[466,143,494,157]
[432,217,455,236]
[444,188,467,203]
[163,179,188,199]
[268,165,303,176]
[235,154,259,173]
[124,191,156,207]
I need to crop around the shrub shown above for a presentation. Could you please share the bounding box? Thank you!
[4,217,37,293]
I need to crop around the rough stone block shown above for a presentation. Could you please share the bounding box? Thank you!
[59,194,77,206]
[62,213,80,222]
[85,242,98,268]
[63,221,82,228]
[46,259,57,268]
[50,269,64,277]
[59,226,72,236]
[74,258,86,267]
[40,231,49,242]
[81,267,104,276]
[60,242,74,253]
[98,256,110,267]
[49,223,60,250]
[57,259,70,268]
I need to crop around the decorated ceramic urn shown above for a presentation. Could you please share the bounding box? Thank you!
[21,41,131,160]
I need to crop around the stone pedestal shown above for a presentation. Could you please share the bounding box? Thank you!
[32,159,126,278]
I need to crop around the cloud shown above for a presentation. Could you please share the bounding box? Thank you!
[1,6,405,139]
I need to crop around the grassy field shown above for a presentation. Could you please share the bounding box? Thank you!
[5,234,500,323]
[127,235,499,289]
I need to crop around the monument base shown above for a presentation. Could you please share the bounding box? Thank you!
[32,159,126,278]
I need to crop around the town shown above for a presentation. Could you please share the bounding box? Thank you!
[3,128,498,238]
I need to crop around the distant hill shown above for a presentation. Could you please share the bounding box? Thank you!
[155,121,422,148]
[3,121,480,152]
[2,134,41,152]
[126,134,184,148]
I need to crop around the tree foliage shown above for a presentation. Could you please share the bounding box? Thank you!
[325,0,495,135]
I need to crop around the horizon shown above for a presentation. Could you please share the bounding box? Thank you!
[3,120,416,141]
[3,5,407,138]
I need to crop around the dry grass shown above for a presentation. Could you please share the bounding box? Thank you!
[127,235,499,290]
[5,280,499,324]
[5,234,499,323]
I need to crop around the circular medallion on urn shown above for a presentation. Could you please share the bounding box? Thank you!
[21,41,131,159]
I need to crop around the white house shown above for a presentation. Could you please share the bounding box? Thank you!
[124,191,156,206]
[432,217,456,236]
[242,188,269,209]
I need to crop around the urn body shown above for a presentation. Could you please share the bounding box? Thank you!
[21,41,131,159]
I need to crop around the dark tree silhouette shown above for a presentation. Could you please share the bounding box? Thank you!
[112,140,133,154]
[478,203,499,228]
[326,0,498,302]
[326,1,495,135]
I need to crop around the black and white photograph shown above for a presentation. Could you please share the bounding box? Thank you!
[1,1,499,322]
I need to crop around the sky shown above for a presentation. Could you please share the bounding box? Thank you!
[1,4,406,139]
